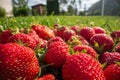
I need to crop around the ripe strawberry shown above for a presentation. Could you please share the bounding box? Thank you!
[40,39,48,48]
[79,27,95,41]
[111,30,120,42]
[28,29,41,45]
[53,23,60,29]
[56,26,69,38]
[71,25,80,34]
[90,34,114,52]
[45,41,70,68]
[36,74,56,80]
[104,64,120,80]
[99,52,120,67]
[8,33,37,49]
[0,43,39,80]
[62,28,76,41]
[68,35,89,47]
[62,53,105,80]
[93,27,106,34]
[115,42,120,53]
[32,24,55,40]
[73,45,97,58]
[0,30,13,43]
[48,36,64,45]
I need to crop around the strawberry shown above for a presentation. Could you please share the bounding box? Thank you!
[99,52,120,67]
[45,41,70,68]
[36,74,56,80]
[79,27,95,41]
[48,36,64,45]
[28,29,41,45]
[62,53,105,80]
[0,43,39,80]
[32,24,55,40]
[68,35,89,46]
[53,23,60,29]
[8,33,37,49]
[71,25,80,34]
[62,28,76,41]
[104,64,120,80]
[56,26,69,38]
[90,34,114,52]
[73,45,97,58]
[93,27,106,34]
[111,30,120,42]
[0,30,13,43]
[115,42,120,53]
[40,39,48,48]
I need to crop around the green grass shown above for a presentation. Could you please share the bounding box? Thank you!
[0,16,120,32]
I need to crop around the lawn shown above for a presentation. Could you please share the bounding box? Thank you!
[0,16,120,32]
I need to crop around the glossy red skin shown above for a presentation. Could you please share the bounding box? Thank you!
[8,33,37,49]
[28,29,41,45]
[104,64,120,80]
[62,29,76,41]
[73,45,97,58]
[71,25,80,34]
[0,43,39,80]
[80,27,95,41]
[32,25,55,40]
[48,36,64,45]
[111,30,120,40]
[0,30,13,43]
[93,27,106,34]
[115,42,120,53]
[90,34,114,52]
[56,26,69,38]
[37,74,56,80]
[69,35,89,45]
[62,54,105,80]
[99,52,120,67]
[45,41,70,68]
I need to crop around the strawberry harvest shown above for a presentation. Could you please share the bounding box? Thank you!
[0,24,120,80]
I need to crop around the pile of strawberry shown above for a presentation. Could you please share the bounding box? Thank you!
[0,24,120,80]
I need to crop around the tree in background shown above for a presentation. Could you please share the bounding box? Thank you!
[13,0,30,16]
[59,0,81,15]
[0,7,6,17]
[47,0,60,15]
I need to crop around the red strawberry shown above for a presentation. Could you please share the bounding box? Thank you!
[32,24,55,40]
[62,28,76,41]
[45,41,70,68]
[40,39,48,48]
[0,43,39,80]
[71,25,80,34]
[90,34,114,52]
[8,33,37,49]
[56,26,69,38]
[48,36,64,45]
[104,64,120,80]
[68,35,89,46]
[111,30,120,42]
[62,53,105,80]
[29,29,48,48]
[0,30,13,43]
[115,42,120,53]
[73,45,97,58]
[28,29,41,45]
[80,27,95,41]
[53,23,60,29]
[93,27,106,34]
[99,52,120,67]
[36,74,56,80]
